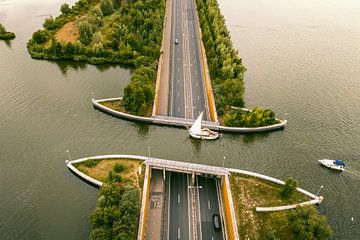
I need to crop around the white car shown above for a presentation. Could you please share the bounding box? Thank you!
[175,38,179,44]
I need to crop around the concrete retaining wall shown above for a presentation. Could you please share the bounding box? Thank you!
[137,165,151,240]
[256,198,323,212]
[93,98,287,133]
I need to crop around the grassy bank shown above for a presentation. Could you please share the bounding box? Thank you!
[75,158,145,240]
[28,0,165,116]
[99,99,153,117]
[230,173,332,239]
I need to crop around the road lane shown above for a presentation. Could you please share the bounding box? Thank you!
[197,176,223,240]
[170,0,209,120]
[168,172,191,240]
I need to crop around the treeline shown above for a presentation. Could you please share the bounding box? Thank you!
[0,23,15,40]
[89,172,140,240]
[224,107,279,128]
[27,0,165,115]
[196,0,246,116]
[196,0,280,127]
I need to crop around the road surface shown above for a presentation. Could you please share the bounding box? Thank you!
[170,0,208,120]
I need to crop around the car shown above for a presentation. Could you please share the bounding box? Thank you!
[175,38,178,44]
[213,214,221,231]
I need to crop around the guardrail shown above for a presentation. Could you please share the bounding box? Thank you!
[137,165,151,240]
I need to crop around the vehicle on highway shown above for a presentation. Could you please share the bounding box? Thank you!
[175,38,178,44]
[213,214,221,231]
[188,111,220,140]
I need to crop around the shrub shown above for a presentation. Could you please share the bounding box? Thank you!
[60,3,72,15]
[113,163,124,173]
[84,159,100,168]
[281,177,298,198]
[100,0,114,16]
[288,206,332,240]
[32,30,48,44]
[106,171,122,183]
[43,16,60,30]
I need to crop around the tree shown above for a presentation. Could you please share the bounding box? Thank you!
[78,21,94,45]
[32,30,48,44]
[281,177,298,198]
[100,0,114,16]
[60,3,72,15]
[288,206,332,240]
[0,23,6,34]
[43,16,59,30]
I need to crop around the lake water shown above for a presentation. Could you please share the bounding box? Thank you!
[1,0,359,239]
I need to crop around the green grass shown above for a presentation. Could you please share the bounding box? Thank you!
[230,173,310,239]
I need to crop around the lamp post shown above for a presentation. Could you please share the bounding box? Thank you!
[222,156,226,168]
[148,146,151,159]
[316,185,324,196]
[66,150,72,161]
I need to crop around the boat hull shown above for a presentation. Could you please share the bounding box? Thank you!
[318,159,345,171]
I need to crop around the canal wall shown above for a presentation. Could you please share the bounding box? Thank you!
[92,98,287,133]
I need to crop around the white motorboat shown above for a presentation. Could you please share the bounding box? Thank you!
[318,159,345,171]
[189,112,219,140]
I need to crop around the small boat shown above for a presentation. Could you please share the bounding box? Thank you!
[189,112,219,140]
[318,159,345,171]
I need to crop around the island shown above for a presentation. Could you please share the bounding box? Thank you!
[0,23,15,40]
[27,0,284,130]
[67,155,332,240]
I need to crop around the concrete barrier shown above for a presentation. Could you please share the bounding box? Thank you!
[93,98,287,133]
[221,175,240,240]
[256,198,323,212]
[137,165,151,240]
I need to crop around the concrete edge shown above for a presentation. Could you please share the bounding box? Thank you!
[137,164,151,240]
[256,198,323,212]
[65,159,103,187]
[92,98,287,133]
[224,174,240,240]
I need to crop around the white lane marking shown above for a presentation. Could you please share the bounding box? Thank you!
[208,200,211,210]
[178,194,181,203]
[195,82,198,87]
[178,92,180,97]
[212,237,214,240]
[178,228,181,239]
[198,96,200,101]
[178,107,180,113]
[178,68,180,72]
[178,80,180,83]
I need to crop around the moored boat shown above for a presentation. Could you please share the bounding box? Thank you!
[318,159,345,171]
[189,112,220,140]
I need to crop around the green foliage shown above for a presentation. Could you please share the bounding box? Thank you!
[281,177,299,198]
[78,20,94,45]
[90,181,141,240]
[0,23,5,33]
[27,0,166,116]
[113,163,124,173]
[60,3,72,15]
[32,30,48,44]
[224,107,279,127]
[262,230,280,240]
[43,16,61,30]
[196,0,246,115]
[288,206,332,240]
[84,159,100,168]
[100,0,115,16]
[106,171,122,183]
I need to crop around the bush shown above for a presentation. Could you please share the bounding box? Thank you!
[288,206,332,240]
[0,32,15,40]
[106,171,122,183]
[223,107,279,127]
[281,177,298,198]
[32,30,48,44]
[113,163,124,173]
[100,0,114,16]
[84,159,100,168]
[60,3,72,15]
[43,16,61,30]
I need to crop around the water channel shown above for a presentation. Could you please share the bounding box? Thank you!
[0,0,359,239]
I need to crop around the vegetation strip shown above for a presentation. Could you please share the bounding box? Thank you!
[229,173,332,240]
[0,23,15,40]
[195,0,281,127]
[27,0,166,116]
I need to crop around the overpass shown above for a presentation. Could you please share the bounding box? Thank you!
[138,157,239,240]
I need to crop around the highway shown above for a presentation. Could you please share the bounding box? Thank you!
[197,176,223,240]
[170,0,208,120]
[167,172,192,240]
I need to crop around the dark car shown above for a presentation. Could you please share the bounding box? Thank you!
[213,214,221,231]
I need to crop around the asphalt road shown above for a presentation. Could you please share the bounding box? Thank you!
[167,172,191,240]
[170,0,208,120]
[197,176,223,240]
